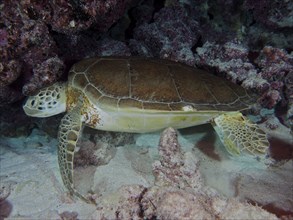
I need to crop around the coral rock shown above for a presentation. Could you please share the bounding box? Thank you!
[284,71,293,129]
[0,182,11,203]
[141,187,213,220]
[153,127,203,189]
[256,46,293,110]
[21,0,134,34]
[91,185,145,220]
[1,1,63,102]
[141,186,277,220]
[195,41,259,83]
[22,57,64,95]
[59,211,79,220]
[134,6,199,65]
[0,60,22,87]
[75,140,116,167]
[195,42,293,122]
[89,128,277,219]
[96,38,131,57]
[244,0,293,29]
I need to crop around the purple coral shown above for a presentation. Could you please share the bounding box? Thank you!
[195,41,259,83]
[0,29,8,47]
[195,41,293,117]
[0,0,134,105]
[256,46,293,110]
[133,6,200,66]
[96,38,131,57]
[244,0,293,29]
[284,71,293,128]
[0,60,22,87]
[22,57,64,95]
[153,127,203,189]
[21,0,133,34]
[0,1,63,102]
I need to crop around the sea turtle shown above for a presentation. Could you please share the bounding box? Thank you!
[23,56,269,202]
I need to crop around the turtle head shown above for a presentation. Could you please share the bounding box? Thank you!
[23,82,67,117]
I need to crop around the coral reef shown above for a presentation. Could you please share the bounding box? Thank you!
[195,41,293,120]
[153,128,203,189]
[74,130,134,167]
[256,46,293,108]
[0,181,14,219]
[91,128,278,219]
[59,211,79,220]
[0,182,11,203]
[0,1,63,103]
[142,187,278,220]
[1,0,292,128]
[20,0,134,34]
[0,60,22,87]
[22,57,64,96]
[244,0,293,29]
[75,140,116,167]
[285,71,293,129]
[96,38,131,57]
[245,2,293,49]
[0,0,133,104]
[93,185,145,219]
[195,41,258,83]
[133,6,200,65]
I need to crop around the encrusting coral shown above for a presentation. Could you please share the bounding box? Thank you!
[195,41,293,126]
[133,6,199,66]
[0,181,13,219]
[91,128,278,219]
[0,1,64,104]
[0,0,134,105]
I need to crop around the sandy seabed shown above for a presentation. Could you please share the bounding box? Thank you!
[0,123,292,219]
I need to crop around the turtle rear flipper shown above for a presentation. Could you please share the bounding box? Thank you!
[58,100,93,203]
[212,112,269,156]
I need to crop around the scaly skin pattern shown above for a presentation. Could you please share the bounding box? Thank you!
[58,98,88,201]
[66,87,101,128]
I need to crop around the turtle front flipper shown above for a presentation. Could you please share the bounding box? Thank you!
[212,112,269,157]
[58,100,92,203]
